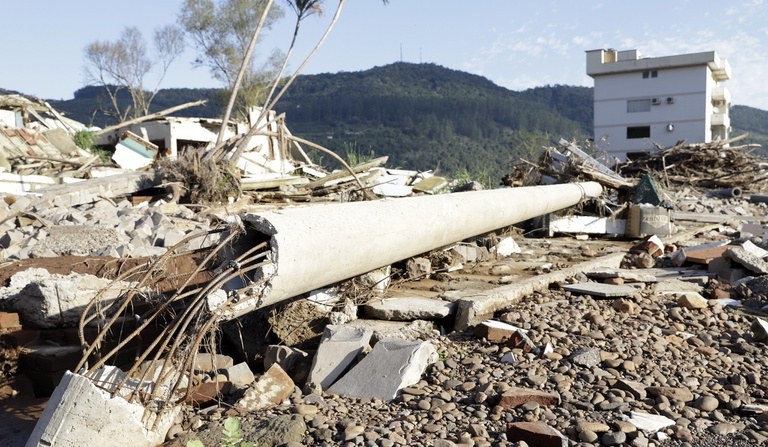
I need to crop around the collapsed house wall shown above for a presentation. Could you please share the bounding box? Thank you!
[223,182,603,319]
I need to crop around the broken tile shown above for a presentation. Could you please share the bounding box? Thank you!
[360,296,455,321]
[236,364,294,411]
[306,325,372,390]
[495,387,560,409]
[724,246,768,274]
[507,421,568,447]
[326,338,436,400]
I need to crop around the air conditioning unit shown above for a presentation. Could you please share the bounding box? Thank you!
[651,98,661,105]
[666,97,675,104]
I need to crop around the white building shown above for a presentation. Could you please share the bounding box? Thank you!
[586,48,731,160]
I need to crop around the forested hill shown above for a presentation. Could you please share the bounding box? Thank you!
[48,62,768,184]
[272,63,591,182]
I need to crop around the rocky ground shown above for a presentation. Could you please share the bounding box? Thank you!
[4,182,768,447]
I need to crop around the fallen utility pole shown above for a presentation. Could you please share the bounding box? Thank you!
[221,182,603,319]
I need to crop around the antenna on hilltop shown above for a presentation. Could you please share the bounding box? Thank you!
[400,43,403,62]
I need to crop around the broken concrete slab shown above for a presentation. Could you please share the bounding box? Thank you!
[343,319,440,342]
[561,282,639,298]
[236,364,294,411]
[193,353,234,372]
[725,246,768,275]
[38,171,160,208]
[7,268,140,329]
[326,338,436,401]
[449,251,625,330]
[683,243,736,264]
[306,325,372,390]
[360,296,455,321]
[26,369,178,447]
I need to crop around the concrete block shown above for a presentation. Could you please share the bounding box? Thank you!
[236,364,294,411]
[360,296,455,321]
[406,257,432,279]
[306,325,372,390]
[193,353,234,372]
[25,369,178,447]
[326,338,436,401]
[11,270,135,329]
[221,362,255,388]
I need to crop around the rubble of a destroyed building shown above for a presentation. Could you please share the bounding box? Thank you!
[3,94,768,447]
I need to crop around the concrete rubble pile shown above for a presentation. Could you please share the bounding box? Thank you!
[3,97,768,446]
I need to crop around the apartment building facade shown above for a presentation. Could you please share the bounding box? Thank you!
[586,48,731,160]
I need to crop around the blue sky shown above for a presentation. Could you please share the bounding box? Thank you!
[3,0,768,109]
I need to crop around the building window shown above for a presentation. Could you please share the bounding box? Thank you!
[651,70,658,78]
[642,71,649,78]
[627,99,651,113]
[641,70,659,79]
[627,126,651,139]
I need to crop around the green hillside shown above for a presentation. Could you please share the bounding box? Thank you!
[45,62,768,184]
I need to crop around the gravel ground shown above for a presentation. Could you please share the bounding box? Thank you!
[166,275,768,447]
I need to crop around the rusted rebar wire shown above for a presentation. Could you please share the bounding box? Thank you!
[77,228,230,336]
[132,260,271,404]
[113,246,270,401]
[143,254,272,402]
[76,227,240,374]
[78,231,250,378]
[121,246,270,388]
